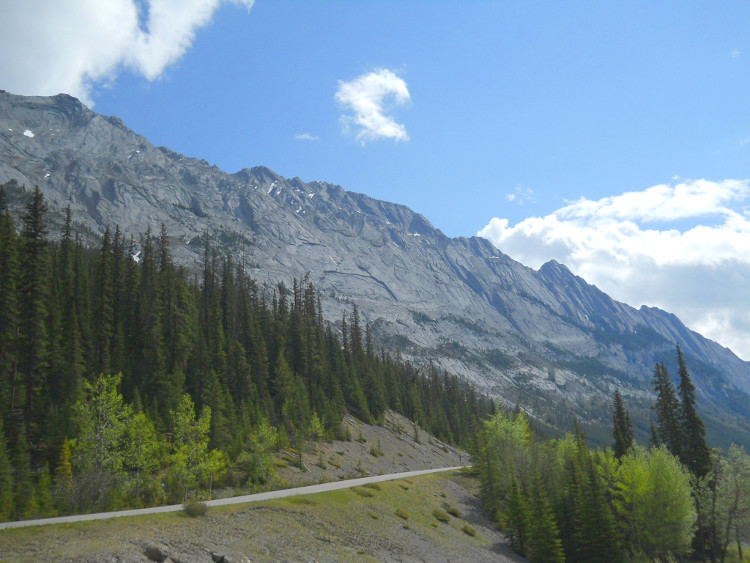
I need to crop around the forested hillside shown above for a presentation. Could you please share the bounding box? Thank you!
[473,359,750,563]
[4,91,750,451]
[0,186,492,521]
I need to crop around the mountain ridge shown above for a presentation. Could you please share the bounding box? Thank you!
[1,90,748,445]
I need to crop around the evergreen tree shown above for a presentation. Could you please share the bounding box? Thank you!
[12,425,34,519]
[502,475,529,555]
[0,194,18,424]
[652,362,681,458]
[92,227,114,375]
[676,345,710,478]
[0,420,13,521]
[18,186,51,442]
[573,454,621,562]
[526,473,565,563]
[612,390,634,460]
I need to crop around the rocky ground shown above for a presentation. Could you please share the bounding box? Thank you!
[270,411,468,488]
[0,412,523,562]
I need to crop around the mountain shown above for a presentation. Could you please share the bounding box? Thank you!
[1,90,748,446]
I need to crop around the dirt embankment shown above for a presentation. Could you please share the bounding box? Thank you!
[0,412,523,562]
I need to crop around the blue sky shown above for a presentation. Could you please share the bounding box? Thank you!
[3,0,750,359]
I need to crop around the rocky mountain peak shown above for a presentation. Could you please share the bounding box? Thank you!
[1,90,749,446]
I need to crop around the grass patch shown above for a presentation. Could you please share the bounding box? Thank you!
[286,496,317,506]
[462,524,476,536]
[398,483,409,491]
[432,509,450,523]
[182,500,208,517]
[368,511,379,519]
[395,508,409,520]
[442,502,461,517]
[363,482,381,491]
[352,487,375,498]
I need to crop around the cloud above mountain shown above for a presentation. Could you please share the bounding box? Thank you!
[335,68,411,144]
[478,179,750,360]
[0,0,254,105]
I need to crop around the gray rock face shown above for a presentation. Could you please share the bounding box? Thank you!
[1,90,749,444]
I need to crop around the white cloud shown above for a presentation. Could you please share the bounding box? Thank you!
[0,0,254,106]
[507,185,535,205]
[477,179,750,360]
[335,68,410,144]
[732,48,741,58]
[294,133,320,141]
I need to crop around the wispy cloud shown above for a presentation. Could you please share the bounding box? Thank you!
[478,179,750,359]
[506,185,535,205]
[0,0,255,106]
[335,68,410,144]
[731,48,741,58]
[294,133,320,141]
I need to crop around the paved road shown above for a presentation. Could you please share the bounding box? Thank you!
[0,466,463,530]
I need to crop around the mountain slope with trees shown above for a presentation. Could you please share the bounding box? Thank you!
[0,188,492,521]
[1,90,749,447]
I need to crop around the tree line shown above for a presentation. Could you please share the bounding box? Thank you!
[474,347,750,562]
[0,185,494,520]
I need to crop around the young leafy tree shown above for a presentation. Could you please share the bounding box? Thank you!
[71,372,133,509]
[34,463,56,517]
[54,438,73,510]
[612,390,633,460]
[614,445,696,560]
[676,345,710,478]
[123,411,161,505]
[475,409,533,518]
[694,445,750,562]
[171,393,211,501]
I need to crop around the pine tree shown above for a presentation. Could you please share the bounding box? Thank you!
[676,345,710,478]
[0,420,13,521]
[574,454,621,562]
[92,227,114,375]
[18,186,51,441]
[612,390,634,459]
[0,194,18,423]
[652,362,681,458]
[503,475,529,555]
[12,425,34,519]
[526,473,565,563]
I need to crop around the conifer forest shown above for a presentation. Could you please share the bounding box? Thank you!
[1,187,749,563]
[0,186,492,520]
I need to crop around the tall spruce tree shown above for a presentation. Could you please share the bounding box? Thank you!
[0,189,18,424]
[18,186,51,441]
[612,390,634,459]
[652,362,681,458]
[0,419,13,521]
[676,345,710,478]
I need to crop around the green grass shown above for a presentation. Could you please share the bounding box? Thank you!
[394,508,409,520]
[0,471,493,561]
[432,509,450,523]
